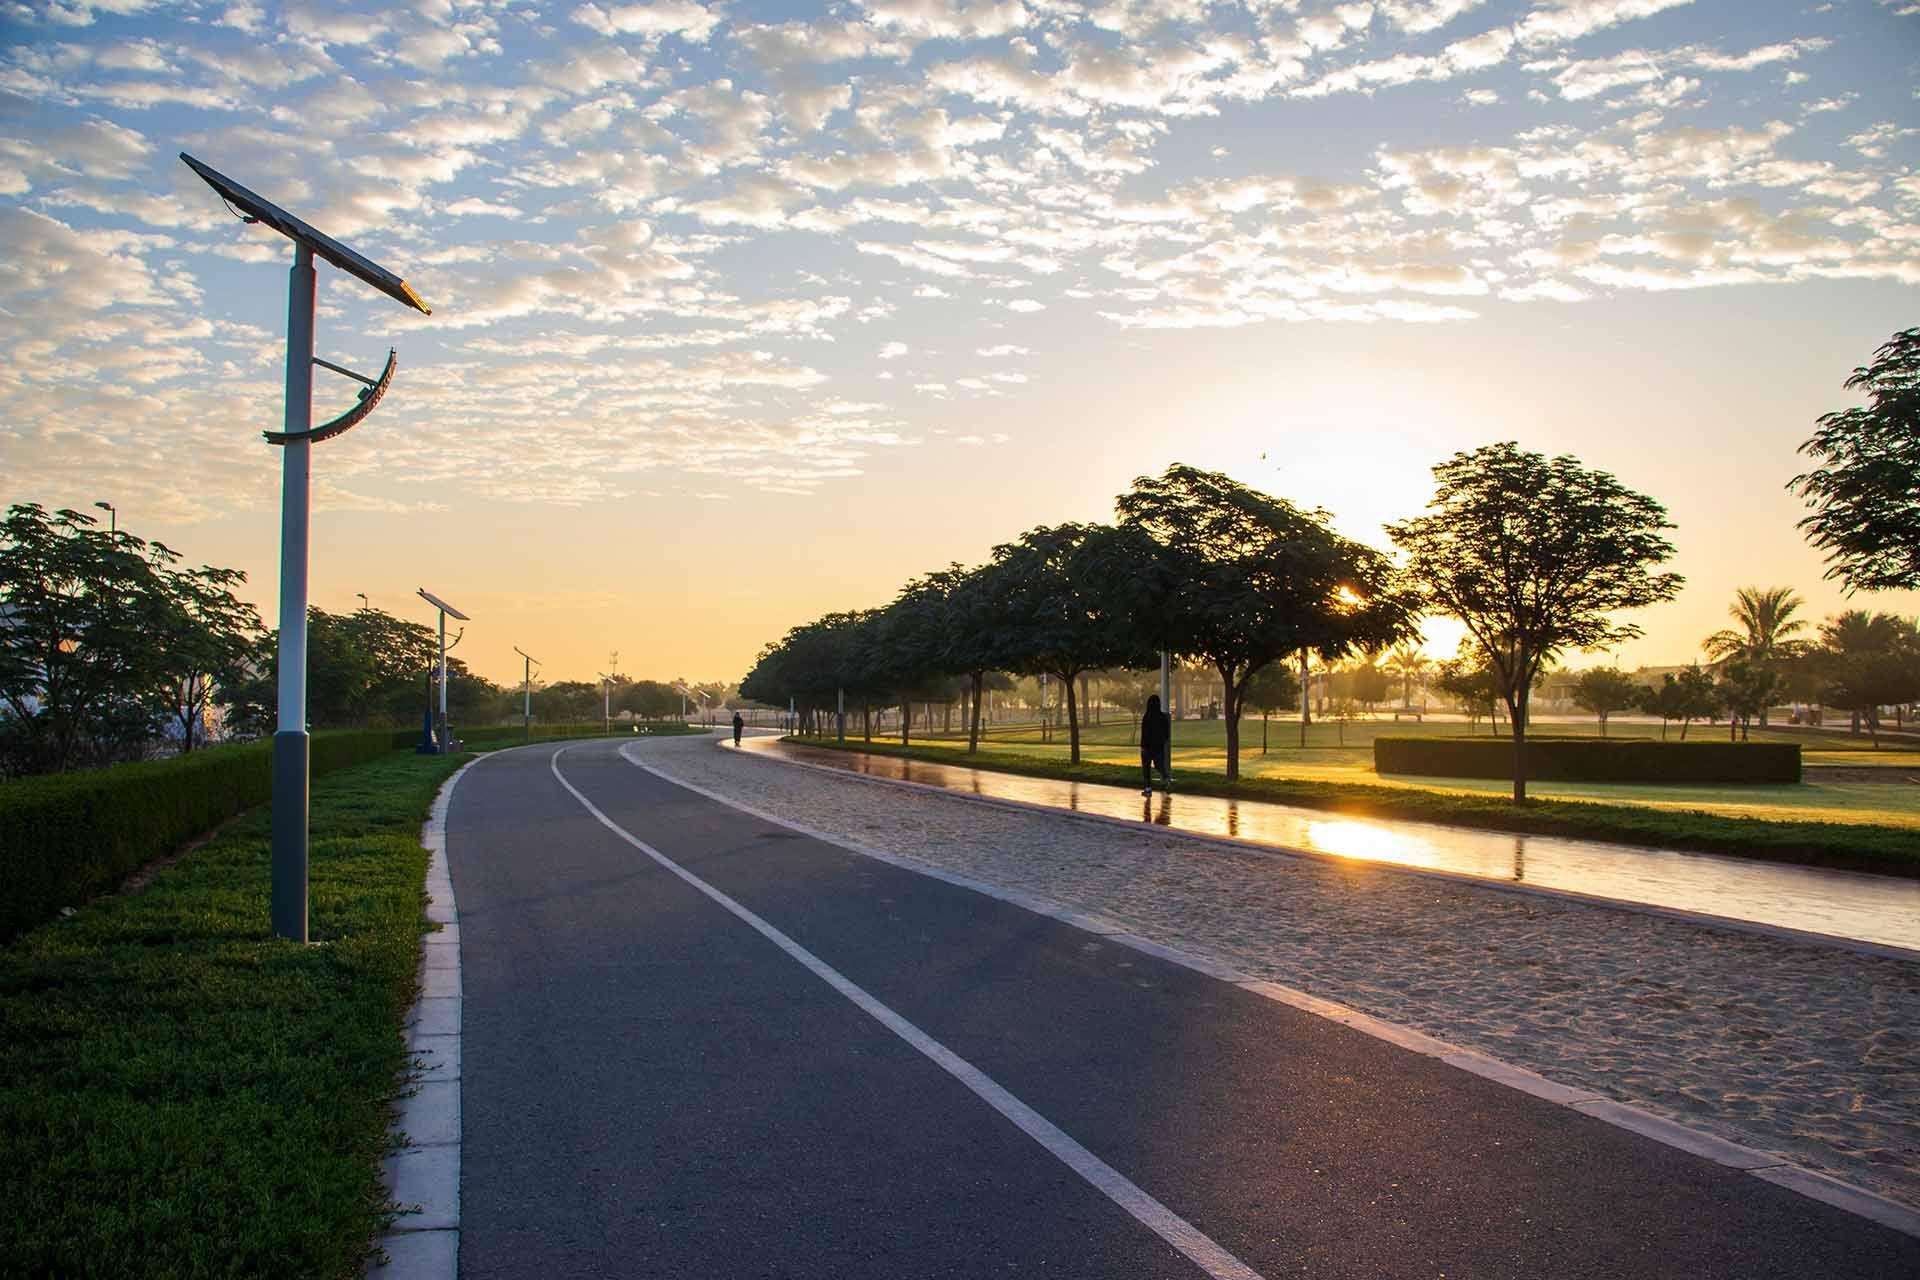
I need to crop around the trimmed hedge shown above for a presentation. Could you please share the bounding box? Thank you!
[1375,735,1802,784]
[0,730,394,943]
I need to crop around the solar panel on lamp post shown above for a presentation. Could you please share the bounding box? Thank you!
[181,153,430,944]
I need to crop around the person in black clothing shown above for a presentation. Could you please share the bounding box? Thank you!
[732,711,744,747]
[1140,694,1171,795]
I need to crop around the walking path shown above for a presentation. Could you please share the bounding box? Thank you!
[404,735,1917,1277]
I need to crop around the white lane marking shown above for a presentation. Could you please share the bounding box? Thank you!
[549,746,1266,1280]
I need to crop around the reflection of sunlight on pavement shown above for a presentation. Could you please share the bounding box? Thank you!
[1303,819,1444,869]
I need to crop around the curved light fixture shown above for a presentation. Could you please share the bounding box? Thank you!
[264,349,396,445]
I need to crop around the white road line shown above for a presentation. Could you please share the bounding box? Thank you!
[549,746,1267,1280]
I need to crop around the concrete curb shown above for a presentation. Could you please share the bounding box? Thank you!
[368,757,479,1279]
[628,741,1920,1242]
[738,738,1920,963]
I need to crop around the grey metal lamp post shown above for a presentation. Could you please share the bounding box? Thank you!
[597,673,614,736]
[181,152,429,943]
[93,501,115,538]
[418,589,469,753]
[515,647,538,740]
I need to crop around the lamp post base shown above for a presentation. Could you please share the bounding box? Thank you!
[271,730,310,942]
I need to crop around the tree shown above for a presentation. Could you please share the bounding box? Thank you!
[1788,328,1920,592]
[1823,650,1920,748]
[1388,443,1682,802]
[1114,464,1416,780]
[989,523,1154,764]
[1242,660,1299,753]
[1815,610,1920,744]
[1570,667,1639,737]
[1430,651,1499,733]
[0,504,171,773]
[1384,643,1430,709]
[145,558,262,753]
[1700,586,1806,725]
[618,679,681,720]
[1717,661,1781,742]
[1336,659,1392,710]
[1637,667,1718,740]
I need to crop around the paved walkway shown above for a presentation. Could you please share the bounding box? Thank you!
[443,737,1919,1278]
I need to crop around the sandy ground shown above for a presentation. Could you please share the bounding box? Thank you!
[630,735,1920,1210]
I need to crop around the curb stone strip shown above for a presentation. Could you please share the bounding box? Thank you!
[624,740,1920,1243]
[735,740,1920,963]
[368,757,480,1279]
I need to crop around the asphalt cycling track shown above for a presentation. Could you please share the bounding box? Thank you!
[444,737,1920,1279]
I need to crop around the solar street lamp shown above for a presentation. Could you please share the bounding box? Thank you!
[418,589,469,754]
[93,501,115,538]
[514,647,539,741]
[182,152,431,943]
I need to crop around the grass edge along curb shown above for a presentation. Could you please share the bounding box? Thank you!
[1374,735,1802,784]
[781,736,1920,880]
[0,749,465,1278]
[0,729,395,943]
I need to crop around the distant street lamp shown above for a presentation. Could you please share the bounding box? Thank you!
[514,647,539,741]
[597,672,614,737]
[356,592,369,612]
[417,588,470,753]
[93,501,115,539]
[181,152,430,944]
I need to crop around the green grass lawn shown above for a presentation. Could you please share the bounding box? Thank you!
[0,750,462,1279]
[798,719,1920,877]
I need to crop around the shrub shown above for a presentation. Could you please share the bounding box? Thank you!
[1374,736,1801,784]
[0,730,393,942]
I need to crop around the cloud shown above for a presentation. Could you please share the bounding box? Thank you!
[571,1,724,43]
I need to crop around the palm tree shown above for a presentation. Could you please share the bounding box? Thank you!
[1384,642,1430,709]
[1701,586,1808,725]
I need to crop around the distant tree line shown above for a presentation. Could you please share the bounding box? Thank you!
[0,502,737,779]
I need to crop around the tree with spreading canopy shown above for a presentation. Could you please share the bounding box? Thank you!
[1114,464,1417,780]
[1241,659,1299,753]
[1388,443,1682,802]
[989,522,1156,764]
[1637,667,1719,740]
[1789,328,1920,592]
[1570,666,1640,737]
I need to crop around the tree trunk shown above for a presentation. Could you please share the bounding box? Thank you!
[1063,670,1082,764]
[968,672,984,752]
[1262,712,1268,754]
[1298,650,1310,748]
[1220,665,1241,780]
[1598,711,1608,738]
[1508,683,1529,804]
[901,700,910,747]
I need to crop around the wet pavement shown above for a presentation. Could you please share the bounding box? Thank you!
[742,737,1920,953]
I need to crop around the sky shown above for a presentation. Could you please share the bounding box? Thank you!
[2,0,1918,690]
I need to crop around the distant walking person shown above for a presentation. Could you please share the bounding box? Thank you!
[732,711,745,748]
[1140,694,1171,795]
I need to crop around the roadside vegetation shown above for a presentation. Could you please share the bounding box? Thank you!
[0,750,460,1278]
